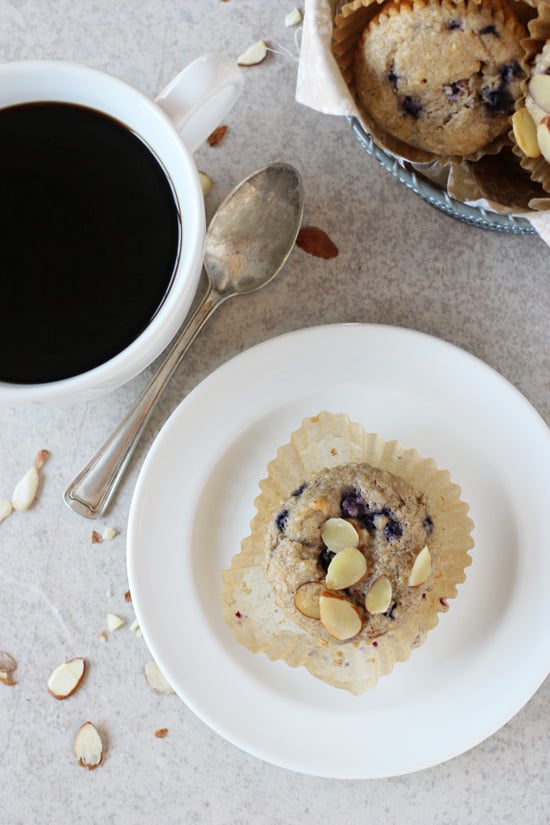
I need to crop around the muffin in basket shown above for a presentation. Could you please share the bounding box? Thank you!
[221,412,474,695]
[352,0,527,157]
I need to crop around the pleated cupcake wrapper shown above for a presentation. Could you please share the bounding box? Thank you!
[221,412,474,695]
[509,0,550,201]
[331,0,531,168]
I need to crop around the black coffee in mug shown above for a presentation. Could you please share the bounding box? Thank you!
[0,101,181,384]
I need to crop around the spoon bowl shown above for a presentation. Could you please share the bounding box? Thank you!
[64,162,304,518]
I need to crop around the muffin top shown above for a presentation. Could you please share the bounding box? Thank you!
[354,0,526,156]
[264,462,435,644]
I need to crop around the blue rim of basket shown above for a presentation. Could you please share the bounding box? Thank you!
[349,116,536,235]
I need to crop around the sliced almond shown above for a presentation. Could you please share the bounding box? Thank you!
[325,546,367,590]
[296,226,339,259]
[408,545,432,587]
[512,108,540,159]
[106,613,125,632]
[237,40,268,67]
[145,660,175,694]
[198,171,212,196]
[285,7,303,26]
[154,727,168,739]
[536,121,550,164]
[47,657,86,699]
[320,517,359,552]
[11,466,39,512]
[0,650,17,685]
[319,592,362,640]
[74,721,104,770]
[294,581,324,618]
[529,73,550,114]
[0,499,13,523]
[102,527,117,541]
[365,575,392,614]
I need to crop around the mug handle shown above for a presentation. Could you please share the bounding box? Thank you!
[155,52,244,153]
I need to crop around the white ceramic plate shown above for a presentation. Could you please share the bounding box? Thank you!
[127,324,550,779]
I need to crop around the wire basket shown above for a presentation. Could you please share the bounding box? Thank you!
[349,116,536,235]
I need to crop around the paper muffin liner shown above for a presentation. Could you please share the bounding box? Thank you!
[221,412,474,695]
[509,0,550,200]
[331,0,531,166]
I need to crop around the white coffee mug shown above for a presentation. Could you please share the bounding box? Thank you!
[0,55,243,405]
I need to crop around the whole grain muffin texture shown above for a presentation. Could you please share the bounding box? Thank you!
[264,461,435,644]
[354,0,527,156]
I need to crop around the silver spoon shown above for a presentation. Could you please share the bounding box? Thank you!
[64,162,303,518]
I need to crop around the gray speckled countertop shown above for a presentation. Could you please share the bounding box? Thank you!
[1,1,549,823]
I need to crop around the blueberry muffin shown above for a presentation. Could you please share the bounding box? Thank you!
[354,0,527,156]
[264,462,435,643]
[221,413,474,694]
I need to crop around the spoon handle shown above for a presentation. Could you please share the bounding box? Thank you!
[64,285,224,518]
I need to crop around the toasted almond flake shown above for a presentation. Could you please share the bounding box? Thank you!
[128,619,140,633]
[237,40,268,67]
[296,226,339,259]
[154,727,168,739]
[321,517,359,552]
[47,657,86,699]
[0,500,13,523]
[529,73,550,114]
[285,7,302,26]
[124,589,132,603]
[99,632,107,643]
[319,592,362,640]
[0,651,17,685]
[365,575,393,614]
[408,545,432,587]
[34,449,50,470]
[294,581,324,618]
[536,122,550,164]
[0,651,17,674]
[206,125,228,147]
[325,546,367,590]
[198,171,213,196]
[74,721,104,770]
[102,527,117,541]
[512,108,540,159]
[106,613,125,632]
[145,660,175,694]
[91,530,102,544]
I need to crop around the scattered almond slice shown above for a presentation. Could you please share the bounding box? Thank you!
[124,589,132,603]
[11,450,50,512]
[47,657,86,699]
[154,728,168,739]
[206,125,228,147]
[285,8,302,26]
[106,613,125,632]
[98,632,107,643]
[529,73,550,114]
[198,171,212,196]
[237,40,268,67]
[325,546,367,590]
[74,721,104,770]
[296,226,339,259]
[408,545,432,587]
[294,581,324,618]
[365,575,392,614]
[0,500,13,523]
[91,530,102,544]
[319,592,362,640]
[128,619,140,633]
[102,527,117,541]
[321,517,359,552]
[512,108,540,159]
[0,650,17,685]
[145,660,175,694]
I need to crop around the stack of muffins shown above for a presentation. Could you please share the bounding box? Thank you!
[331,0,550,211]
